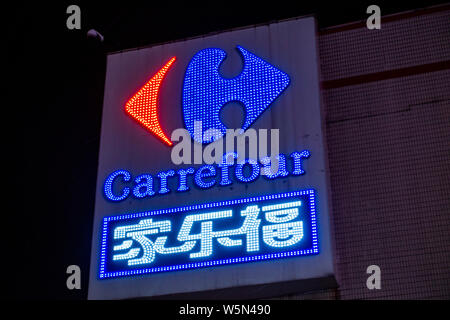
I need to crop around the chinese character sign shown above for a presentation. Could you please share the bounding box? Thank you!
[99,189,318,279]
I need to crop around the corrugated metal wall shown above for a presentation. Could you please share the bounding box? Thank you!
[282,6,450,299]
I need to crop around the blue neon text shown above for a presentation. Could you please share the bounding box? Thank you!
[103,150,310,202]
[99,189,318,278]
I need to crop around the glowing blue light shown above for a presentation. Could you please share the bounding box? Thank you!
[262,201,302,213]
[235,159,260,183]
[113,219,170,265]
[261,154,289,179]
[291,150,311,175]
[182,45,290,143]
[104,170,131,201]
[262,221,303,248]
[102,150,311,202]
[154,237,196,255]
[99,189,319,279]
[176,168,195,192]
[194,165,216,188]
[218,152,238,186]
[157,170,175,194]
[178,210,233,258]
[132,174,155,198]
[264,207,300,223]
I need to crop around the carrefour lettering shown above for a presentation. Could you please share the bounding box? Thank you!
[104,150,310,202]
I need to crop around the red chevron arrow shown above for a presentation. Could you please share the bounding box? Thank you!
[125,57,176,146]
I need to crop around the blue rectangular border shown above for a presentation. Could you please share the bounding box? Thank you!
[99,189,318,279]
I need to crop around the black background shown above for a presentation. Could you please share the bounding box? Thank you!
[6,0,448,300]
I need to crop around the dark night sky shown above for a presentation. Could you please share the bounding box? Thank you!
[6,1,448,300]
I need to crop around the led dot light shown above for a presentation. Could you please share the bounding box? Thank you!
[104,170,131,201]
[125,57,176,146]
[235,159,260,183]
[291,150,311,175]
[261,154,289,179]
[99,189,318,279]
[182,46,290,143]
[194,165,216,188]
[132,174,155,198]
[102,150,311,202]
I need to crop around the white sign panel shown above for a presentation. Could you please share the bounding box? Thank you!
[88,16,334,299]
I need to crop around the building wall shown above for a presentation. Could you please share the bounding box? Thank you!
[88,6,449,300]
[292,6,449,299]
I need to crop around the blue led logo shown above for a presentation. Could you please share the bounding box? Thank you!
[182,46,291,143]
[99,189,318,279]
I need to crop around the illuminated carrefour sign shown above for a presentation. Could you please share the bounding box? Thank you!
[100,45,310,274]
[100,189,317,278]
[103,150,311,202]
[89,17,334,300]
